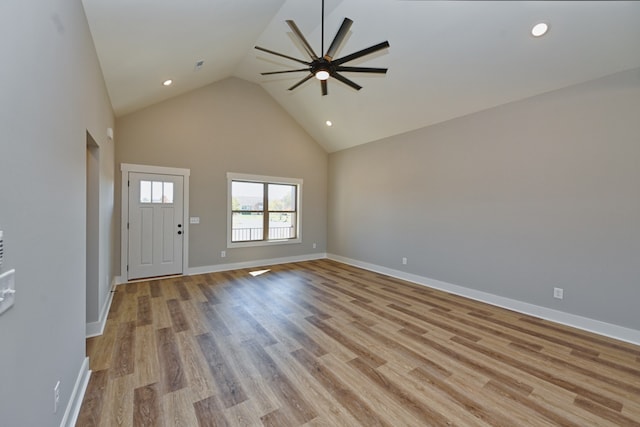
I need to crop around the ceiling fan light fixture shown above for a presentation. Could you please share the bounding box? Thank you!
[531,22,549,37]
[315,70,330,80]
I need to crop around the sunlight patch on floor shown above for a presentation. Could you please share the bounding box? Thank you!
[249,269,271,277]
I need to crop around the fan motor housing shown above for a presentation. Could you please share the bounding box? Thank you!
[312,59,334,76]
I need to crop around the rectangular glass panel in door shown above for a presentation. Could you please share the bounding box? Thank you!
[140,180,174,204]
[140,181,152,203]
[163,182,174,203]
[151,181,163,203]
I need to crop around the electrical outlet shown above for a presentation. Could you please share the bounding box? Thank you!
[553,287,564,300]
[221,250,226,258]
[312,243,317,249]
[402,257,407,265]
[54,381,60,413]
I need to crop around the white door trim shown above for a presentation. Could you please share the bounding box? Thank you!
[120,163,190,282]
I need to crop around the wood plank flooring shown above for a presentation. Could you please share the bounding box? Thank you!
[78,259,640,426]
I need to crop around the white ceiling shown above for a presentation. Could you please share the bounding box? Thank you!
[82,0,640,152]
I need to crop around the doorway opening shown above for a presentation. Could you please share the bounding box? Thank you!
[86,133,99,323]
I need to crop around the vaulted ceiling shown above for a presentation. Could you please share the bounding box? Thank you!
[82,0,640,152]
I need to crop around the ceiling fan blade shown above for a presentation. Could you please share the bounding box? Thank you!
[333,41,390,66]
[286,20,319,60]
[255,46,310,66]
[325,18,353,60]
[321,80,328,96]
[332,72,362,91]
[288,73,314,91]
[261,68,311,75]
[335,66,387,74]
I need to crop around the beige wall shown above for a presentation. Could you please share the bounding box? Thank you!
[328,68,640,331]
[0,1,115,425]
[116,77,328,271]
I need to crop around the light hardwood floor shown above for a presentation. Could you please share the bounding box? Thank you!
[77,259,640,426]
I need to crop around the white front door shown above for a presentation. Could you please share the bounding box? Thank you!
[127,172,184,280]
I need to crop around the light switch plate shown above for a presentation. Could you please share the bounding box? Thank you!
[189,217,200,224]
[0,269,16,315]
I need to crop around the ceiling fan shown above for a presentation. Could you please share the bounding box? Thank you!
[255,0,390,96]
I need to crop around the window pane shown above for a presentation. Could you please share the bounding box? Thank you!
[163,182,174,203]
[152,181,163,203]
[268,213,295,239]
[268,184,296,211]
[228,174,301,247]
[232,181,264,211]
[232,212,264,241]
[140,181,151,203]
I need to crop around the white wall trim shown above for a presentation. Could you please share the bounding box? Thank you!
[327,253,640,346]
[60,357,91,427]
[86,277,117,338]
[187,252,327,276]
[120,163,191,176]
[120,163,190,283]
[114,253,326,284]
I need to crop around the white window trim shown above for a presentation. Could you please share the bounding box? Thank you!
[227,172,302,248]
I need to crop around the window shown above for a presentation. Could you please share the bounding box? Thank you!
[140,180,174,204]
[227,173,302,247]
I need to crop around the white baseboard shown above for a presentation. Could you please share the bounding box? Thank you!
[60,357,91,427]
[86,278,117,338]
[327,253,640,346]
[187,252,327,276]
[114,253,327,285]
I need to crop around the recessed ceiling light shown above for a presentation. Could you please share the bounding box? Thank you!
[531,22,549,37]
[163,79,173,86]
[325,120,333,127]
